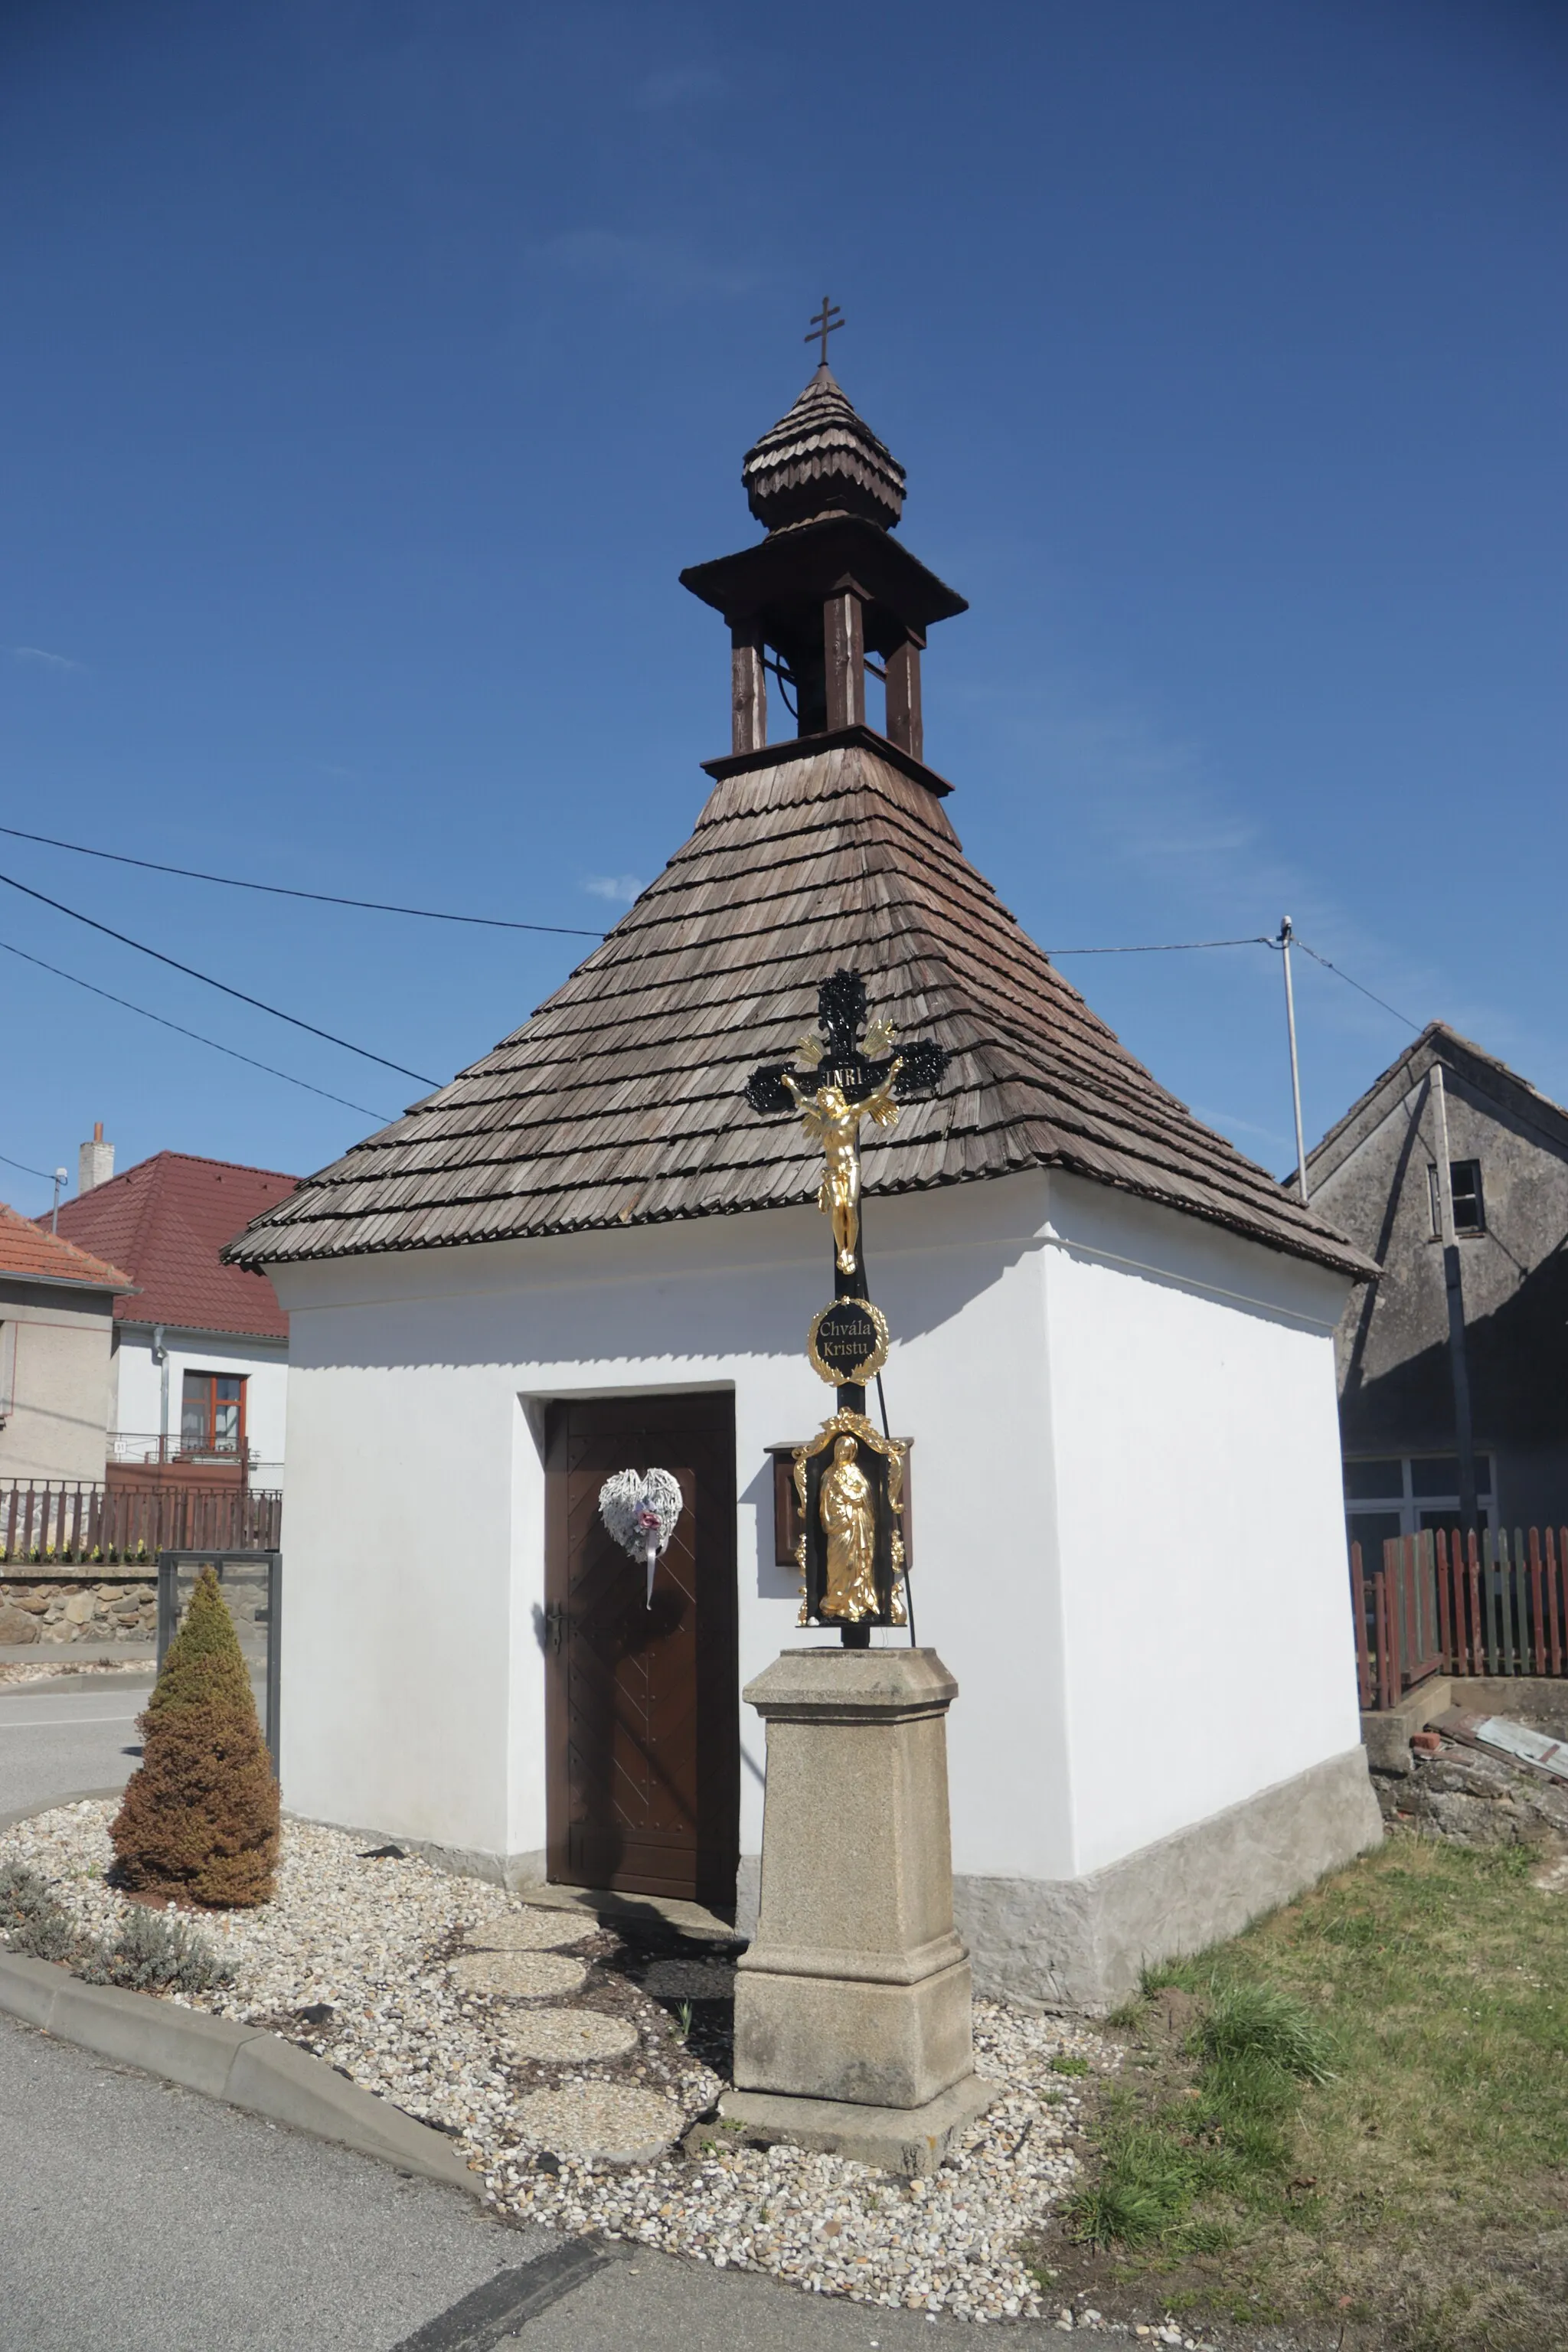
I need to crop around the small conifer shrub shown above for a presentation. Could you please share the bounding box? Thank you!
[110,1565,279,1906]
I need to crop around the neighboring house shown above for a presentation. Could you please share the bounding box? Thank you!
[0,1202,134,1481]
[1305,1022,1568,1557]
[227,362,1380,2009]
[50,1139,297,1487]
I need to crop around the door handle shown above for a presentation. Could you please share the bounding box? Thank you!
[544,1601,566,1655]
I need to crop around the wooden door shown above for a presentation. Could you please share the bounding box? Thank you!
[544,1392,738,1909]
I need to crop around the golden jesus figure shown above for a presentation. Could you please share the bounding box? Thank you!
[782,1059,903,1272]
[818,1434,879,1620]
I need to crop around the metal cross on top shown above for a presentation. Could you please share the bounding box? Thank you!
[805,296,844,368]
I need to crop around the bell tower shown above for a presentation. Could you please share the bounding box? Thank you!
[679,319,967,770]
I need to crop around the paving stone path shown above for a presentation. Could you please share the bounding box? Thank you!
[500,2011,640,2062]
[511,2080,686,2162]
[446,1949,590,2000]
[462,1913,595,1953]
[447,1907,691,2161]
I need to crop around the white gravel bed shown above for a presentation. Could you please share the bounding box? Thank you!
[0,1801,720,2151]
[0,1657,151,1684]
[478,1998,1100,2321]
[2,1800,1113,2321]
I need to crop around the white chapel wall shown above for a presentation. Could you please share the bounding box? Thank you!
[270,1179,1066,1876]
[270,1166,1359,1897]
[1040,1174,1362,1880]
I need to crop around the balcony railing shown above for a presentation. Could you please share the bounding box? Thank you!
[108,1432,249,1467]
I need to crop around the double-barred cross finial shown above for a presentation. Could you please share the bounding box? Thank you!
[805,296,843,369]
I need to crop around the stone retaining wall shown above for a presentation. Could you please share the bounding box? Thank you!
[1374,1739,1568,1845]
[0,1570,156,1646]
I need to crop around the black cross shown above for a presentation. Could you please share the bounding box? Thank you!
[746,969,946,1127]
[805,296,844,368]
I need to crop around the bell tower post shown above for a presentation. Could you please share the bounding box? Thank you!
[681,309,967,769]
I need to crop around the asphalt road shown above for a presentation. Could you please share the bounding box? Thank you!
[0,2013,549,2352]
[0,1675,150,1821]
[1,2016,988,2352]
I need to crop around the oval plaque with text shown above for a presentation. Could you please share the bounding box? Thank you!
[806,1297,890,1387]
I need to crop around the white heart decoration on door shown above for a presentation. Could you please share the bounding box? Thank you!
[597,1467,684,1606]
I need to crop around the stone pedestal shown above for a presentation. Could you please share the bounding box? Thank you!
[720,1647,991,2173]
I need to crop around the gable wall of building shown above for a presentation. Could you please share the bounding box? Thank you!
[269,1169,1359,1900]
[1312,1066,1568,1528]
[0,1279,116,1483]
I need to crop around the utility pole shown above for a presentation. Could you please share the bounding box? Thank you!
[1429,1062,1478,1532]
[50,1168,67,1233]
[1279,916,1309,1204]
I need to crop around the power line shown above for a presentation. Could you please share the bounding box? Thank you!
[0,1145,59,1185]
[1295,939,1421,1034]
[1044,927,1421,1037]
[0,939,394,1122]
[1044,935,1274,956]
[0,869,439,1087]
[0,824,606,939]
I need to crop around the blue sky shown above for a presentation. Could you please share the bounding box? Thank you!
[2,0,1563,1213]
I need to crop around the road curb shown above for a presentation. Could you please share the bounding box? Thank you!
[0,1787,127,1838]
[0,1951,479,2194]
[0,1671,155,1699]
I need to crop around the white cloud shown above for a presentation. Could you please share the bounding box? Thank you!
[584,874,644,904]
[531,230,756,305]
[10,645,83,675]
[634,64,725,111]
[1193,1105,1291,1152]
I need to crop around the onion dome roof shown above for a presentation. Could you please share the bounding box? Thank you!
[741,366,906,534]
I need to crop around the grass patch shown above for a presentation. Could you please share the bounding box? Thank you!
[1034,1832,1568,2350]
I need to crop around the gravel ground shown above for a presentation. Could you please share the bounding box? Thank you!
[0,1801,1135,2326]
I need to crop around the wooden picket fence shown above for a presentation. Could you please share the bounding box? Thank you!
[1352,1526,1568,1712]
[0,1478,282,1566]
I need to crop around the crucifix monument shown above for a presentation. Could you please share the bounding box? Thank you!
[724,964,990,2171]
[746,968,947,1642]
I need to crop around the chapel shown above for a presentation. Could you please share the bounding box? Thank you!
[229,354,1382,2008]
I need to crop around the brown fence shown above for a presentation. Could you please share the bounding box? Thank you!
[1353,1527,1568,1712]
[1,1480,282,1564]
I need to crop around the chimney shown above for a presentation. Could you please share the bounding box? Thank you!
[78,1121,114,1196]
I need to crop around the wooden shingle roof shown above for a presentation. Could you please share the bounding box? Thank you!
[742,364,906,533]
[227,731,1370,1279]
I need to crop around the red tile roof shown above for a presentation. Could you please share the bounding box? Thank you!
[0,1200,135,1292]
[50,1154,297,1338]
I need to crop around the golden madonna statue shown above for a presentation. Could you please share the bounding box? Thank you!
[818,1433,880,1621]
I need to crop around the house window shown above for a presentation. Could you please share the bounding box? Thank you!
[1343,1452,1491,1558]
[1429,1160,1485,1236]
[181,1371,247,1458]
[1449,1161,1485,1233]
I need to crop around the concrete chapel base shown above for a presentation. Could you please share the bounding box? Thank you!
[721,1646,992,2173]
